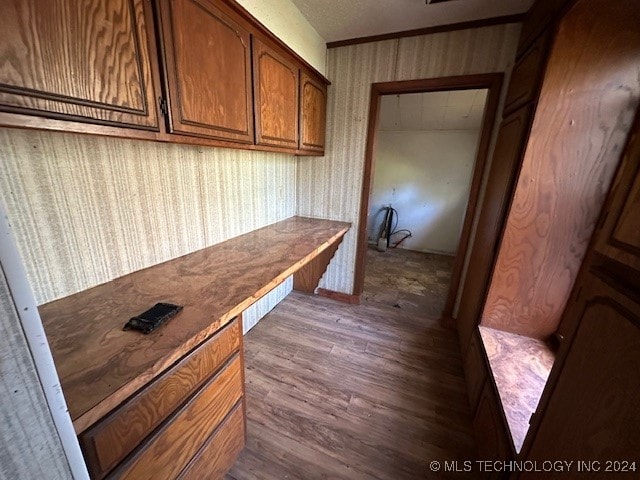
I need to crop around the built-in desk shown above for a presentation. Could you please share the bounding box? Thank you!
[38,216,349,479]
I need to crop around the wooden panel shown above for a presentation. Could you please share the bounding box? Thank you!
[463,332,487,412]
[525,276,640,475]
[456,107,532,355]
[473,382,513,461]
[159,0,253,142]
[299,71,327,153]
[517,0,573,56]
[80,318,240,478]
[293,236,343,293]
[178,403,245,479]
[482,0,640,339]
[503,30,550,116]
[253,38,299,148]
[111,355,243,480]
[594,111,640,274]
[0,0,160,129]
[38,217,350,433]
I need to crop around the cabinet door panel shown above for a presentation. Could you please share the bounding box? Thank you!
[473,382,513,461]
[299,71,327,153]
[253,38,299,148]
[457,106,532,355]
[526,276,640,473]
[159,0,253,142]
[504,31,550,116]
[595,118,640,273]
[0,0,160,128]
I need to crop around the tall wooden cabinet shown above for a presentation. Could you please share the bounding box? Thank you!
[0,0,162,129]
[157,0,254,143]
[458,0,640,470]
[524,108,640,476]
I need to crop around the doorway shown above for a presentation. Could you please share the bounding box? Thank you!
[354,74,503,322]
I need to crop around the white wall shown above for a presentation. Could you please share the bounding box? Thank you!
[236,0,326,74]
[368,130,481,255]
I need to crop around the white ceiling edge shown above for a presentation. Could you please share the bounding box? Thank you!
[290,0,534,43]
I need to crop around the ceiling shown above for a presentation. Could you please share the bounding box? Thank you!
[290,0,533,43]
[379,89,488,131]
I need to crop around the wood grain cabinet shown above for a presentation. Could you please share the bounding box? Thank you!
[299,71,327,153]
[79,318,245,479]
[0,0,329,155]
[253,38,300,149]
[473,382,513,462]
[0,0,161,129]
[525,274,640,472]
[157,0,254,143]
[525,113,640,469]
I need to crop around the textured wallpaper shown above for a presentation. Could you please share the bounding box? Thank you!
[0,268,71,478]
[297,24,521,295]
[0,129,297,306]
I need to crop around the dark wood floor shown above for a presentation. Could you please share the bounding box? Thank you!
[362,247,455,317]
[227,291,477,479]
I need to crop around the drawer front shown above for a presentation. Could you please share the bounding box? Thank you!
[178,402,245,480]
[111,354,244,480]
[81,318,240,478]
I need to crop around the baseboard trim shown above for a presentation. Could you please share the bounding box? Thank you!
[317,288,360,305]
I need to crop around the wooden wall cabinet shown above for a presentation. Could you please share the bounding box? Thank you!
[158,0,254,143]
[253,38,300,149]
[0,0,329,156]
[299,71,327,153]
[0,0,161,129]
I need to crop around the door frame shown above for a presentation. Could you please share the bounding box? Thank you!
[353,73,504,323]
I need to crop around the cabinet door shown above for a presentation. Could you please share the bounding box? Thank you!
[457,106,532,356]
[0,0,160,129]
[158,0,254,143]
[593,120,640,274]
[253,38,299,149]
[525,274,640,474]
[299,71,327,153]
[473,382,513,461]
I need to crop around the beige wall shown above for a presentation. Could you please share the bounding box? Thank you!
[297,23,521,294]
[0,267,71,479]
[236,0,326,74]
[0,129,296,305]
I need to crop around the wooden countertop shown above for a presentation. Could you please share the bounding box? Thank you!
[39,216,350,433]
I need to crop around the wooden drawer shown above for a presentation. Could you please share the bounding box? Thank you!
[178,402,246,479]
[463,332,488,412]
[81,318,241,479]
[504,31,551,117]
[110,354,244,480]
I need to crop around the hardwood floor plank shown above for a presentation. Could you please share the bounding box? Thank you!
[228,292,477,479]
